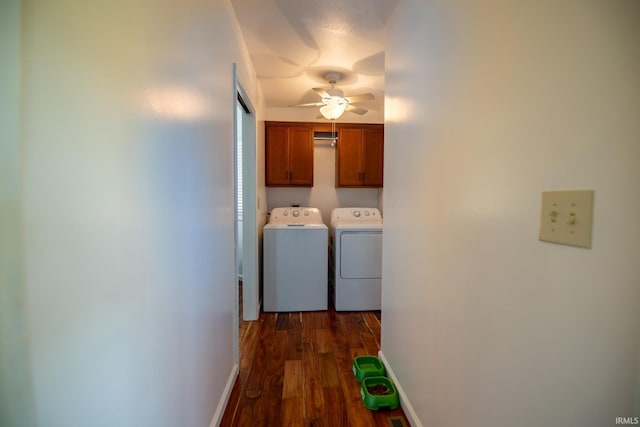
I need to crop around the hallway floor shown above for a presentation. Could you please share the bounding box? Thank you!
[221,308,408,426]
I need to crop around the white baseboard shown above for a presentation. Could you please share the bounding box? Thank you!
[378,350,423,427]
[209,363,239,427]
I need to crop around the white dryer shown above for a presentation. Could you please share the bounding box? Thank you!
[330,208,383,311]
[263,207,328,312]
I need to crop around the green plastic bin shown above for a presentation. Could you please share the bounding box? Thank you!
[360,376,399,410]
[352,356,386,382]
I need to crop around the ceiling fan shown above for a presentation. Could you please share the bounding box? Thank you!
[290,72,375,120]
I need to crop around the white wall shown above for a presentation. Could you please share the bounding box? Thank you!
[8,0,260,426]
[382,1,640,427]
[266,107,382,223]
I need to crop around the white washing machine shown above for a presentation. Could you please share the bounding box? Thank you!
[330,207,383,311]
[263,207,328,312]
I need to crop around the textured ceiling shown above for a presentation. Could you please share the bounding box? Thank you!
[231,0,397,117]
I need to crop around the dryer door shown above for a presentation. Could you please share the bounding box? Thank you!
[340,231,382,279]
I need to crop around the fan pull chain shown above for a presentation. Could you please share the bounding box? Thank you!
[331,119,336,147]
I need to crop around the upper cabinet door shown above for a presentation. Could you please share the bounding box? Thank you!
[265,122,314,187]
[336,128,364,187]
[336,125,384,188]
[265,125,290,186]
[287,127,314,186]
[362,127,384,187]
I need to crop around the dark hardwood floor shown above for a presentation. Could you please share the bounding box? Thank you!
[220,307,409,426]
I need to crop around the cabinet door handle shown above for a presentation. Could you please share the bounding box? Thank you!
[285,171,289,180]
[289,171,293,180]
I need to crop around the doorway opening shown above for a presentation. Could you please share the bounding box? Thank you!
[233,82,259,324]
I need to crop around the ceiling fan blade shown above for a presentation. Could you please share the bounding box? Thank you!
[345,93,375,103]
[312,87,331,98]
[345,105,368,115]
[289,102,324,107]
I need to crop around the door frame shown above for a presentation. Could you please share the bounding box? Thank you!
[232,65,259,360]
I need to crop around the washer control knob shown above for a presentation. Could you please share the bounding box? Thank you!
[353,210,361,218]
[283,211,288,216]
[364,210,370,216]
[293,210,300,217]
[304,211,309,216]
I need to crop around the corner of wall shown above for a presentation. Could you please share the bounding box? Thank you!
[209,364,239,427]
[0,0,37,424]
[378,351,423,427]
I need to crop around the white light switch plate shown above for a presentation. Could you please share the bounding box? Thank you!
[539,190,594,248]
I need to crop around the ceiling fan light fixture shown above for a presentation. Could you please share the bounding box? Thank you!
[319,96,347,120]
[289,71,371,119]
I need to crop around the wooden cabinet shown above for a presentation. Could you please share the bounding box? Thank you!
[336,125,384,187]
[265,123,314,186]
[265,121,383,188]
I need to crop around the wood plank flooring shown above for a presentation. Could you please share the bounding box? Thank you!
[221,309,408,426]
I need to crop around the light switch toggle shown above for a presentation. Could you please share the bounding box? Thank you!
[539,190,594,248]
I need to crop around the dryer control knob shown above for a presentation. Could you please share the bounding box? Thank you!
[293,210,300,217]
[353,210,361,218]
[364,211,370,216]
[283,211,288,216]
[304,211,309,216]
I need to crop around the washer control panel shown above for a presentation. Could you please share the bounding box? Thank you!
[330,208,382,225]
[269,207,324,225]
